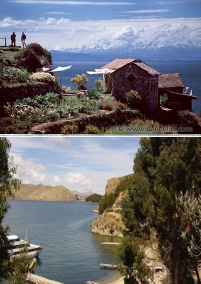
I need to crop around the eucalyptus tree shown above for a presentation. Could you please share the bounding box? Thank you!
[178,191,201,283]
[0,137,29,282]
[121,138,201,284]
[118,235,152,284]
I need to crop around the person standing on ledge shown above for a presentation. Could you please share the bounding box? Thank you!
[10,32,16,46]
[21,32,26,48]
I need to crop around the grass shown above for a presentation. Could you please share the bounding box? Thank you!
[0,46,21,63]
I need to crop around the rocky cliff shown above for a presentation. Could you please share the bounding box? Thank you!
[91,211,125,238]
[91,175,128,238]
[13,184,76,202]
[105,176,126,194]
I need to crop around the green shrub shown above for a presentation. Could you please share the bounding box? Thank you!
[115,174,133,197]
[125,90,141,109]
[85,194,102,203]
[30,72,56,83]
[99,192,116,214]
[70,73,88,88]
[95,78,103,91]
[83,125,100,134]
[98,98,127,111]
[178,110,197,126]
[160,94,168,107]
[25,43,52,63]
[14,93,60,108]
[1,67,31,83]
[15,43,52,72]
[86,88,100,99]
[61,124,79,134]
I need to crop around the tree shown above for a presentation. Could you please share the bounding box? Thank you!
[95,78,103,91]
[118,235,152,284]
[0,137,29,282]
[98,192,116,214]
[70,73,88,89]
[177,191,201,284]
[122,138,201,284]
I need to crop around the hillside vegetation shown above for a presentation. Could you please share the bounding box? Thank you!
[99,174,133,214]
[13,184,76,202]
[0,43,52,72]
[85,194,102,203]
[91,175,129,237]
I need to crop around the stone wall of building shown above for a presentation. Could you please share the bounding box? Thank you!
[111,63,158,113]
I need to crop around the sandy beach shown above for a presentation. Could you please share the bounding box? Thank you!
[107,276,124,284]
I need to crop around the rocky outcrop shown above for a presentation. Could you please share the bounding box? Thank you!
[13,184,76,202]
[91,175,128,237]
[91,211,125,238]
[105,176,126,194]
[112,191,127,212]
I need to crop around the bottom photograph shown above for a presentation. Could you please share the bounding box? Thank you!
[0,136,201,284]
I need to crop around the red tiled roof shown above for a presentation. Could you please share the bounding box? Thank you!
[159,73,185,89]
[135,62,160,76]
[101,58,135,70]
[101,58,160,76]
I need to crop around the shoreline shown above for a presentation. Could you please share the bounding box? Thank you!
[97,271,124,284]
[107,276,124,284]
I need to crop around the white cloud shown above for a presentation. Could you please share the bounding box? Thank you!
[53,175,61,184]
[6,137,138,194]
[115,25,136,41]
[65,172,94,186]
[12,153,46,184]
[1,16,200,50]
[9,136,71,153]
[124,9,169,14]
[43,137,71,148]
[64,172,96,191]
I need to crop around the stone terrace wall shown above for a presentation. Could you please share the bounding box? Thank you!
[30,109,142,134]
[0,82,60,105]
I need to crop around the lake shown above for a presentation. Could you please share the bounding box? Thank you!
[3,200,121,284]
[52,58,201,114]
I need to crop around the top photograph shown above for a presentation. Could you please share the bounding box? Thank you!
[0,0,201,135]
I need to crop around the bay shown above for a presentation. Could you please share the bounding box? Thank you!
[3,200,120,284]
[52,58,201,114]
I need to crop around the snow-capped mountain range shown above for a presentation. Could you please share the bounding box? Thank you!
[51,45,201,62]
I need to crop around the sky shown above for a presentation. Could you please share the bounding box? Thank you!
[6,136,140,195]
[1,0,201,51]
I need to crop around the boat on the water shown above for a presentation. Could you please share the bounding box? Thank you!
[7,235,42,258]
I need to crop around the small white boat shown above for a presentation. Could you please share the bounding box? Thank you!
[7,235,42,258]
[100,263,117,269]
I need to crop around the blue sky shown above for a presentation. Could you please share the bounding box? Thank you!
[1,0,201,51]
[7,136,140,194]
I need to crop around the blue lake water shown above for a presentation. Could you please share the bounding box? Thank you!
[3,200,121,284]
[52,59,201,114]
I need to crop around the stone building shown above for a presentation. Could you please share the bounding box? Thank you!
[101,58,160,113]
[158,73,197,111]
[101,59,197,113]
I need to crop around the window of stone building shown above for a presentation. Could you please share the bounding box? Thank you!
[126,73,137,83]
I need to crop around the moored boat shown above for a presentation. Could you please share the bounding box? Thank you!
[7,235,42,258]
